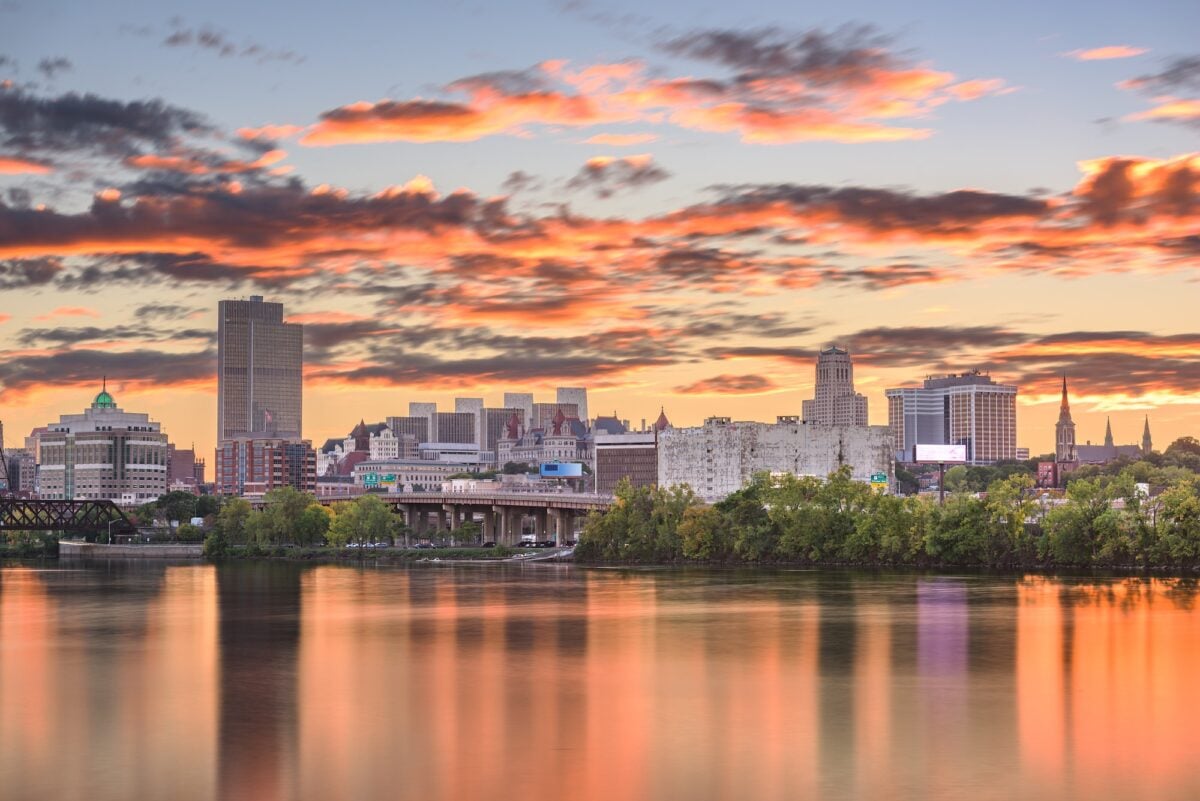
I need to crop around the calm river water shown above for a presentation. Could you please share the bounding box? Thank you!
[1,562,1198,801]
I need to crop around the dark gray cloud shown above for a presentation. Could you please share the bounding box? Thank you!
[502,170,542,194]
[1128,55,1200,94]
[36,57,72,79]
[0,257,62,289]
[448,67,552,96]
[133,302,202,321]
[710,183,1048,233]
[567,155,669,198]
[15,324,213,347]
[163,24,303,64]
[0,85,210,158]
[674,373,777,394]
[0,347,214,393]
[659,24,895,86]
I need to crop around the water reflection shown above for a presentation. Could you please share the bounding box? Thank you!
[2,565,1200,801]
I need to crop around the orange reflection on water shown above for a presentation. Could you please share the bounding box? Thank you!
[0,566,218,801]
[1018,577,1200,799]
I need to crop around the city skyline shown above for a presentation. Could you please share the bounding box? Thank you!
[1,1,1197,461]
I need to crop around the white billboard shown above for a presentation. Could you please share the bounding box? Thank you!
[913,444,967,463]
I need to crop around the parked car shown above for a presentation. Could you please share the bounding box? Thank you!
[537,540,556,548]
[481,541,497,548]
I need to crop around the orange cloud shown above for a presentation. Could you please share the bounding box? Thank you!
[0,156,52,174]
[1125,98,1200,123]
[124,149,287,174]
[293,47,1009,147]
[583,132,658,146]
[1066,46,1148,61]
[33,306,102,321]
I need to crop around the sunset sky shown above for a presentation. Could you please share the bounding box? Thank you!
[1,0,1197,461]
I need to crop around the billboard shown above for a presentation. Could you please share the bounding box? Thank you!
[540,462,583,478]
[913,444,967,463]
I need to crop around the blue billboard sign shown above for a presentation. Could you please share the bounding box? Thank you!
[540,462,583,478]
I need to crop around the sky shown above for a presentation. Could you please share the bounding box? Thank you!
[0,0,1198,461]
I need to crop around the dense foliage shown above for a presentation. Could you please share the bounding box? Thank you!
[576,467,1200,569]
[202,489,403,559]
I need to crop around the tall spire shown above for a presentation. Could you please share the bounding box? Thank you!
[1104,417,1114,449]
[1142,415,1153,454]
[1060,375,1069,409]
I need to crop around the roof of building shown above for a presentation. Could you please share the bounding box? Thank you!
[593,415,627,435]
[654,407,672,431]
[93,378,117,409]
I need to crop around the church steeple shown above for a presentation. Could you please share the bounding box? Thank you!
[1104,417,1114,449]
[1055,376,1076,464]
[1142,415,1153,455]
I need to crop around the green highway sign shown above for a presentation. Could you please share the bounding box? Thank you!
[870,473,888,483]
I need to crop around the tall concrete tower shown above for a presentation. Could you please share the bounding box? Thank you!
[217,296,303,440]
[802,347,868,426]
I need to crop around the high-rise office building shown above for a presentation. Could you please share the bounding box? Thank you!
[433,412,476,444]
[483,407,524,461]
[885,371,1017,464]
[532,402,579,430]
[455,397,484,445]
[386,415,430,443]
[217,296,303,440]
[801,347,868,426]
[503,393,534,429]
[556,387,588,427]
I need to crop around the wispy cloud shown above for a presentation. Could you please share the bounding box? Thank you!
[1064,45,1148,61]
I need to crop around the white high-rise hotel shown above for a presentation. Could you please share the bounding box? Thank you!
[802,347,868,426]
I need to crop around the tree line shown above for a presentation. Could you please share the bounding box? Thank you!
[201,488,415,558]
[575,465,1200,569]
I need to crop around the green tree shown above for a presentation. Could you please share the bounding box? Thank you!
[678,506,727,561]
[329,494,397,546]
[216,497,252,544]
[157,490,198,524]
[176,522,204,542]
[716,473,778,561]
[295,504,332,547]
[456,520,482,546]
[1043,478,1109,565]
[195,495,220,518]
[1157,479,1200,565]
[984,473,1038,566]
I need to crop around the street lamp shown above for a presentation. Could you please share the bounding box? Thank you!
[107,519,118,544]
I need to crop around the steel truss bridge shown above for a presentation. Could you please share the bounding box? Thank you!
[0,498,137,536]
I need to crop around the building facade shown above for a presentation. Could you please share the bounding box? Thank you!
[595,432,659,494]
[217,296,303,440]
[433,412,476,444]
[658,416,894,502]
[214,437,316,496]
[886,371,1018,465]
[38,385,169,503]
[801,347,869,426]
[556,387,589,427]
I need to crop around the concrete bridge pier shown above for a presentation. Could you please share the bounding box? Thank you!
[398,505,412,546]
[535,509,549,541]
[483,509,496,543]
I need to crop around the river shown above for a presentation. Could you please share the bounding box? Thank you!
[1,562,1197,801]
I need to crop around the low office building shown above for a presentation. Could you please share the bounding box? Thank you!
[352,460,474,492]
[658,416,893,502]
[38,384,170,503]
[215,437,317,496]
[593,410,670,494]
